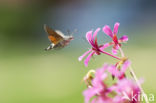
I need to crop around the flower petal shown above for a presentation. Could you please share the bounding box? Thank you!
[113,22,120,35]
[94,37,98,48]
[103,25,113,38]
[93,28,101,39]
[96,96,113,103]
[93,69,107,87]
[107,85,117,93]
[86,30,97,49]
[84,52,95,67]
[108,65,117,76]
[90,39,97,49]
[78,49,92,61]
[115,79,141,101]
[86,31,93,44]
[83,88,97,103]
[120,60,131,74]
[112,47,118,55]
[119,35,128,42]
[100,42,113,51]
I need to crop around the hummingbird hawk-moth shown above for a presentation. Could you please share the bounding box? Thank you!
[44,24,74,51]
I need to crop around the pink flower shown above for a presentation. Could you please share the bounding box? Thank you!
[83,63,141,103]
[79,28,105,67]
[108,60,131,79]
[114,79,141,103]
[83,65,113,103]
[103,22,128,54]
[79,28,121,67]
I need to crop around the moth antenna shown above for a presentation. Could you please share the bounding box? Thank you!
[77,34,89,49]
[43,24,47,31]
[71,29,77,36]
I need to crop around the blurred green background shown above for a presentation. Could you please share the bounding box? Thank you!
[0,0,156,103]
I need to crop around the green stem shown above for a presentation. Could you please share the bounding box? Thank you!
[129,66,149,103]
[118,46,149,103]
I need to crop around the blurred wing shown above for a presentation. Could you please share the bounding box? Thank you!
[44,24,63,44]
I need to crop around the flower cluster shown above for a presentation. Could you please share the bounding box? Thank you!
[79,22,128,66]
[83,64,140,103]
[79,22,145,103]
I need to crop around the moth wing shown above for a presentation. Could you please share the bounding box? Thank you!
[44,24,63,45]
[55,30,66,38]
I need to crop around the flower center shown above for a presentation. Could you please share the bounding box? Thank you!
[113,34,119,45]
[92,47,101,55]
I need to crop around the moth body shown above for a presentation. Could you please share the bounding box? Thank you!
[44,25,74,51]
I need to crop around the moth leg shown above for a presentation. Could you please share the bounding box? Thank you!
[51,43,55,48]
[45,43,55,51]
